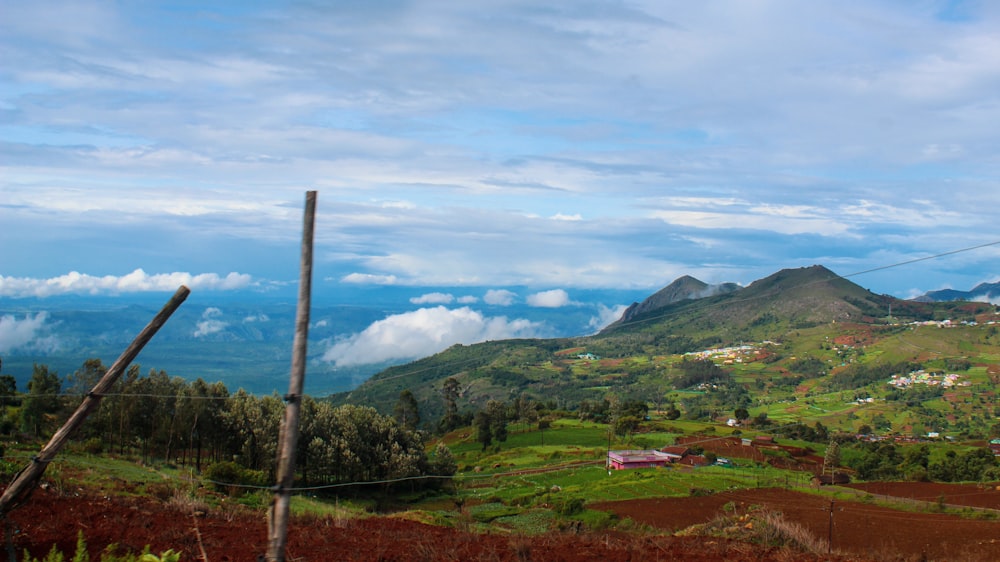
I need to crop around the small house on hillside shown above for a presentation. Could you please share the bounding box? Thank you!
[678,454,709,467]
[608,446,708,470]
[660,446,690,462]
[607,450,671,470]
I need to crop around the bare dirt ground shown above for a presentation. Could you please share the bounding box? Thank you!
[5,486,859,562]
[843,481,1000,510]
[5,483,999,561]
[592,485,1000,562]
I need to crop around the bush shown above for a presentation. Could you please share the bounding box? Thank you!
[552,497,585,516]
[203,461,265,496]
[82,437,103,454]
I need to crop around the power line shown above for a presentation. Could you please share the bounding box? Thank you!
[842,240,1000,279]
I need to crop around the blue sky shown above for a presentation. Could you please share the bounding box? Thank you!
[2,1,1000,368]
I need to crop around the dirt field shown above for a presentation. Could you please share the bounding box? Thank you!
[2,486,857,562]
[843,481,1000,510]
[5,484,999,561]
[592,485,1000,561]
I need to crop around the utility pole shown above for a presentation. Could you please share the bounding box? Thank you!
[0,285,189,516]
[266,191,317,562]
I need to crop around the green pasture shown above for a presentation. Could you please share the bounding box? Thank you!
[456,462,802,507]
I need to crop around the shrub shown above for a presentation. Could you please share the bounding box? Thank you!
[552,497,585,516]
[202,461,265,496]
[82,438,103,455]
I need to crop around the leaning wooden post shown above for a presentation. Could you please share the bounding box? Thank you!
[267,191,317,562]
[0,285,190,516]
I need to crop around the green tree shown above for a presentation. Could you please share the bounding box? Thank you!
[486,399,509,445]
[223,390,283,474]
[66,358,108,440]
[439,377,461,433]
[428,442,457,479]
[393,389,421,431]
[21,364,62,438]
[474,410,492,450]
[0,373,17,433]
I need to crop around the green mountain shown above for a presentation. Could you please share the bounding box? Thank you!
[336,265,998,435]
[603,265,885,336]
[606,275,739,328]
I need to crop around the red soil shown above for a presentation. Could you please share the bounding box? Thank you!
[593,485,1000,561]
[4,487,849,562]
[844,481,1000,510]
[6,483,999,561]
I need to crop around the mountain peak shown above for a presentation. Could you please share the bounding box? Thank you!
[608,274,740,327]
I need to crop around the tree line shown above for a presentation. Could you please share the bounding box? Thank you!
[3,359,456,491]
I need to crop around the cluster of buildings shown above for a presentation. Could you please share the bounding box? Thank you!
[683,342,776,364]
[887,370,968,389]
[906,319,984,327]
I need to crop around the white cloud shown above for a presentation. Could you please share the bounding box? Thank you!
[551,213,582,221]
[970,291,1000,306]
[193,307,228,338]
[1,2,998,299]
[410,292,455,305]
[650,209,850,237]
[340,273,399,285]
[0,312,59,354]
[527,289,572,308]
[457,295,479,304]
[0,269,252,298]
[484,289,517,306]
[243,313,269,323]
[587,304,629,333]
[322,306,542,367]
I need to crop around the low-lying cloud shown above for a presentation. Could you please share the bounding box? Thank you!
[193,307,228,337]
[340,273,398,285]
[484,289,517,306]
[587,303,629,333]
[322,306,542,367]
[527,289,572,308]
[0,312,60,354]
[410,292,455,305]
[0,269,252,297]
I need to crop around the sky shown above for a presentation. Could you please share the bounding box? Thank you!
[2,1,1000,369]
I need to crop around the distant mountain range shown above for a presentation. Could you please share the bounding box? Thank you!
[914,282,1000,304]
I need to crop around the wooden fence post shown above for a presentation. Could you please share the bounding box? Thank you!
[0,285,190,516]
[266,191,317,562]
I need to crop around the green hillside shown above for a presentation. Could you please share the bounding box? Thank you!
[335,265,999,439]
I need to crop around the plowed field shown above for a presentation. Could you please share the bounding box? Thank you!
[592,484,1000,561]
[5,483,999,561]
[2,487,853,562]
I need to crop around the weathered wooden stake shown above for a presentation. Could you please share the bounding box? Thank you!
[266,191,317,562]
[0,285,190,516]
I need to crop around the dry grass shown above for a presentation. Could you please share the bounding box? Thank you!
[678,505,831,556]
[166,488,211,514]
